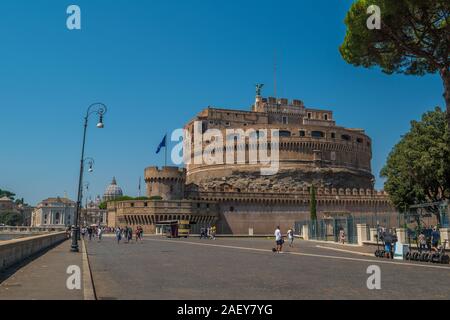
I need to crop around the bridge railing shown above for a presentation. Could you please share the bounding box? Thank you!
[0,226,66,233]
[0,231,68,272]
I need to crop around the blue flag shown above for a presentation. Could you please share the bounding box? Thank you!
[156,134,167,154]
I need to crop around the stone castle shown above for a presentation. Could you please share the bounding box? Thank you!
[107,92,395,234]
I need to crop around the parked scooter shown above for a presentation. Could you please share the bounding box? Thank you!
[430,240,450,264]
[374,230,385,258]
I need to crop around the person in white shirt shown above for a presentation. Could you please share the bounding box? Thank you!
[287,229,294,247]
[274,226,283,253]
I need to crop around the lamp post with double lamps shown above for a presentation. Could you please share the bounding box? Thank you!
[71,103,107,253]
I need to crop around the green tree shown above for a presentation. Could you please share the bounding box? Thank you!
[0,189,15,199]
[380,107,450,223]
[0,212,24,226]
[340,0,450,130]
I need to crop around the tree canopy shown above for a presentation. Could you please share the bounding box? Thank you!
[380,107,450,221]
[0,211,24,226]
[340,0,450,128]
[0,189,15,199]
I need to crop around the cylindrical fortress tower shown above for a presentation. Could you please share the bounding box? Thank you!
[144,166,186,200]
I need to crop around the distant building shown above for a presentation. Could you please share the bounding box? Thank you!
[103,177,123,201]
[31,197,76,228]
[0,195,34,226]
[81,195,108,227]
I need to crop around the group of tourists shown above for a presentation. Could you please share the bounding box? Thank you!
[81,226,105,241]
[115,225,144,244]
[417,226,442,252]
[199,226,217,240]
[274,226,296,253]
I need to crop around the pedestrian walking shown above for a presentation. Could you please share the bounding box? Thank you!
[287,228,294,247]
[97,227,103,241]
[127,226,133,243]
[274,226,283,253]
[88,227,93,241]
[115,227,122,244]
[339,228,346,244]
[211,226,216,240]
[431,227,440,252]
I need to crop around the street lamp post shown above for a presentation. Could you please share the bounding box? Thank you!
[71,103,107,253]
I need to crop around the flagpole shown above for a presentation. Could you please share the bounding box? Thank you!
[165,134,167,167]
[165,144,167,167]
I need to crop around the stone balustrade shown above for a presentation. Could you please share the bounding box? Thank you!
[0,231,68,272]
[0,226,66,234]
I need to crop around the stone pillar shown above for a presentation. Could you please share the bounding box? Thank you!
[356,224,369,245]
[302,225,309,241]
[369,228,378,242]
[396,228,406,244]
[440,228,450,244]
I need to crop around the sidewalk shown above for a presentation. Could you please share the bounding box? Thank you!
[0,240,87,300]
[302,239,377,256]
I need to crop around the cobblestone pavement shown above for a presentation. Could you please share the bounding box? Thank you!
[85,236,450,300]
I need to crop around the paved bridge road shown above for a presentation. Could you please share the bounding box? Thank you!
[85,236,450,300]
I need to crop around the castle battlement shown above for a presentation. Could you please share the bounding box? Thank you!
[144,166,186,181]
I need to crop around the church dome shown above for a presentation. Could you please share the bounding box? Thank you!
[103,177,123,201]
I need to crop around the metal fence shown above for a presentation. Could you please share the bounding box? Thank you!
[295,214,401,244]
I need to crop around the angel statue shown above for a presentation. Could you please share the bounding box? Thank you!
[255,84,264,96]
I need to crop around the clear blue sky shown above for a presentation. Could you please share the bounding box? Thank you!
[0,0,445,205]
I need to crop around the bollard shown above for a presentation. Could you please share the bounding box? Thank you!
[369,228,378,242]
[440,228,450,244]
[302,225,309,241]
[396,228,406,244]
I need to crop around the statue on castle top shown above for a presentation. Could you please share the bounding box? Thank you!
[255,83,264,96]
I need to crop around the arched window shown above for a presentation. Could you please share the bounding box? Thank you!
[341,134,351,141]
[55,212,61,224]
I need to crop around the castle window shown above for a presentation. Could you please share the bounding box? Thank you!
[279,130,291,137]
[282,116,288,125]
[311,131,324,138]
[356,138,363,143]
[144,202,148,207]
[197,203,201,208]
[324,114,328,120]
[307,113,312,119]
[341,134,351,141]
[331,132,336,139]
[299,130,305,137]
[225,122,230,127]
[130,203,134,207]
[230,206,235,212]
